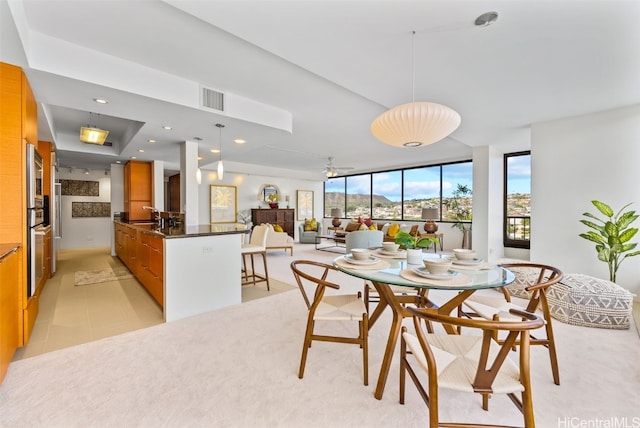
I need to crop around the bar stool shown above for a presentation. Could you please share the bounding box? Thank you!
[240,224,270,290]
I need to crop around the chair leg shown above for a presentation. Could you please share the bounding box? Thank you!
[261,251,270,291]
[298,317,314,379]
[544,309,560,385]
[362,314,368,386]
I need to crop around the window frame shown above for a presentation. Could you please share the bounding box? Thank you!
[503,151,531,249]
[323,159,473,226]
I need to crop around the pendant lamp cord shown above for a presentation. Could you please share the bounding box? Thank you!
[215,123,225,161]
[411,30,416,103]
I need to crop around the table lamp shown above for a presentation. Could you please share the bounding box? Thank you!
[331,208,343,228]
[421,207,439,233]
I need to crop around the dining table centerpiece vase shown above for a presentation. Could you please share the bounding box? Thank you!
[394,231,438,265]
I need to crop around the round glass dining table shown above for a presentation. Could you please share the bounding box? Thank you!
[333,253,515,400]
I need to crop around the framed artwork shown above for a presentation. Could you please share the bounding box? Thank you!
[210,185,237,223]
[297,190,314,220]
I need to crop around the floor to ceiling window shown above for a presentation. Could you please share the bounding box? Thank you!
[323,160,473,226]
[504,151,531,248]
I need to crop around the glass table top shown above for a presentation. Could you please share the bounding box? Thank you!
[333,253,514,290]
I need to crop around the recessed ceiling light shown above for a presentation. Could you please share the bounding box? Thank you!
[138,149,144,153]
[475,11,498,26]
[197,155,204,160]
[116,160,121,164]
[94,98,108,104]
[148,139,156,143]
[210,148,220,153]
[131,156,137,159]
[162,126,172,130]
[234,139,246,144]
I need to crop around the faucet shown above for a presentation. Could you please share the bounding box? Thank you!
[142,206,162,225]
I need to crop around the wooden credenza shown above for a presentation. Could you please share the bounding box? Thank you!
[251,209,295,238]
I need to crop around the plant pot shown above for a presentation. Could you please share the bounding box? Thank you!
[268,203,279,209]
[406,248,423,265]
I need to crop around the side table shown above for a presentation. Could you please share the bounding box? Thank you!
[420,232,444,252]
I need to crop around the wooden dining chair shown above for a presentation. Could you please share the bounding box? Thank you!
[241,224,270,290]
[400,307,544,428]
[290,260,369,385]
[460,263,563,385]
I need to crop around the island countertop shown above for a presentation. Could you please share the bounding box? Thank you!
[114,220,249,239]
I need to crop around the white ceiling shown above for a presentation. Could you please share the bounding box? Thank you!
[2,0,639,179]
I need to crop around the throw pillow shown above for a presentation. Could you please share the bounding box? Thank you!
[304,218,317,232]
[358,223,368,231]
[364,218,373,227]
[345,222,360,232]
[369,224,377,231]
[273,224,284,233]
[387,223,400,237]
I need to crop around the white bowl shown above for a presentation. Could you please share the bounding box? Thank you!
[453,249,476,260]
[423,259,452,274]
[381,242,400,252]
[350,248,372,260]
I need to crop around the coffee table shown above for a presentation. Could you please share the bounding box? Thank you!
[315,233,347,252]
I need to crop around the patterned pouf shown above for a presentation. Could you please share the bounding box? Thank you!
[546,273,634,329]
[495,259,539,299]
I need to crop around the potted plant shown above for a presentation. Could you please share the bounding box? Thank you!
[444,183,472,249]
[394,231,439,264]
[579,200,640,283]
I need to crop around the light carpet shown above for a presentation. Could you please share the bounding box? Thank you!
[0,278,638,427]
[74,267,133,286]
[242,278,297,302]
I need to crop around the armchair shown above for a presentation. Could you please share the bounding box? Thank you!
[298,220,322,244]
[262,223,294,255]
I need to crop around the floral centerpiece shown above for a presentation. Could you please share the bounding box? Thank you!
[267,193,279,209]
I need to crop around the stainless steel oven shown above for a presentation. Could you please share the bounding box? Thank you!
[27,143,44,297]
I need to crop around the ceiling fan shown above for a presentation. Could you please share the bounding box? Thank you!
[321,156,354,177]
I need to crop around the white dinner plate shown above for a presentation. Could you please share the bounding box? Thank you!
[452,258,484,266]
[412,267,458,280]
[344,255,380,265]
[377,249,407,256]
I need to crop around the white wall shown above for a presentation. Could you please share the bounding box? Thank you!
[197,168,324,241]
[58,168,113,249]
[531,104,640,295]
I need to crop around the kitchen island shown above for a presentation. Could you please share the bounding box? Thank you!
[114,221,249,322]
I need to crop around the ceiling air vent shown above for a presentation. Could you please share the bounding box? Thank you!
[201,86,224,112]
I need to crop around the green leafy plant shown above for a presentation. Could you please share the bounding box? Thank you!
[579,200,640,283]
[445,183,472,232]
[394,231,438,250]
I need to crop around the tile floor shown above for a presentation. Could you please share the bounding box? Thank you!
[12,247,164,361]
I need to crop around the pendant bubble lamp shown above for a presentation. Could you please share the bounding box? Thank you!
[371,31,461,148]
[215,123,225,180]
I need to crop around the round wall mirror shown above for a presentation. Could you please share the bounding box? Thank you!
[257,184,280,202]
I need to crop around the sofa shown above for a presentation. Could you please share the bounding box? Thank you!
[343,221,419,243]
[345,230,384,253]
[261,223,294,255]
[298,219,323,244]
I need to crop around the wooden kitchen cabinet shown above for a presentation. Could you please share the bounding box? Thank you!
[123,160,152,221]
[251,209,295,238]
[115,223,164,308]
[0,246,20,384]
[1,62,38,350]
[137,231,163,307]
